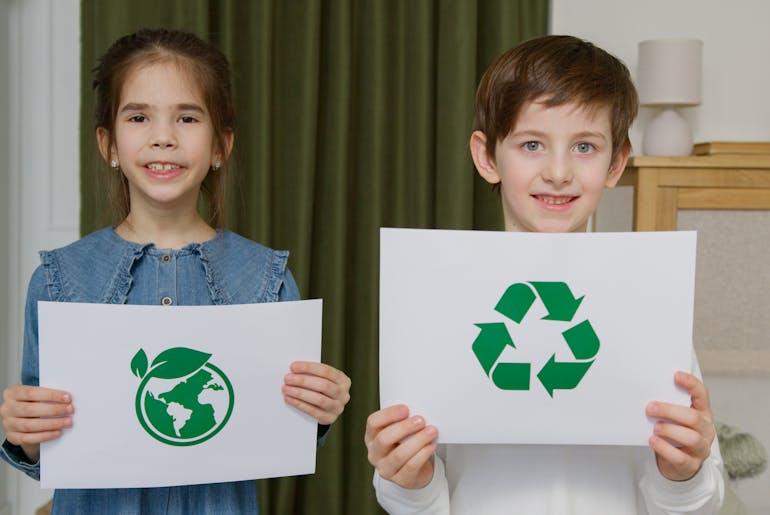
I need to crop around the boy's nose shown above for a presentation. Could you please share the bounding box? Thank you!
[541,155,573,184]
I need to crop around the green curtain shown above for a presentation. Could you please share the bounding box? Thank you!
[80,1,547,513]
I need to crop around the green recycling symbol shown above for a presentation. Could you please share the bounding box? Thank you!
[472,282,599,397]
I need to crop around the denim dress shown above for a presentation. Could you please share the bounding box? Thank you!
[1,228,324,514]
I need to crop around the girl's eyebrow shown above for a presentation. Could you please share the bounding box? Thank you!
[119,102,205,113]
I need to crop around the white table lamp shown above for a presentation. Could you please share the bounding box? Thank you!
[637,38,703,156]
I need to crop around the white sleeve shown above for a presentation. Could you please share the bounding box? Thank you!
[373,453,451,515]
[639,351,725,514]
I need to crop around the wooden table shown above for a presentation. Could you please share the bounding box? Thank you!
[618,155,770,231]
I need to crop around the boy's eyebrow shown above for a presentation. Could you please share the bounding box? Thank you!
[512,129,608,141]
[119,102,206,114]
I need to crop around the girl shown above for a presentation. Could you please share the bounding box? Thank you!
[0,28,351,513]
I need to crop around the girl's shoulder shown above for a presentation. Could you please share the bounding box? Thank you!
[200,230,298,303]
[39,227,144,303]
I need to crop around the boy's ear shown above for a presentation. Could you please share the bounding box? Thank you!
[605,143,630,188]
[470,131,500,185]
[96,127,113,164]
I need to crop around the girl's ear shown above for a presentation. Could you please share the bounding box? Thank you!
[96,127,114,164]
[212,130,234,169]
[470,131,500,185]
[605,143,630,188]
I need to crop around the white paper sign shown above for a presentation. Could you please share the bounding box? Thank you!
[380,229,696,446]
[38,300,322,489]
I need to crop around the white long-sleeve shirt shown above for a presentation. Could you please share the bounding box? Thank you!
[374,441,723,514]
[374,354,724,514]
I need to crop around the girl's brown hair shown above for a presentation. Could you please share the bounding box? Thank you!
[474,35,639,162]
[93,28,235,228]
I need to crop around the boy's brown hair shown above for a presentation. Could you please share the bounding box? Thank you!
[474,35,638,161]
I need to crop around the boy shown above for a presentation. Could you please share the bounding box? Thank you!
[365,36,724,514]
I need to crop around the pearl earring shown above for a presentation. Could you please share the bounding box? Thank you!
[110,160,118,169]
[213,160,222,171]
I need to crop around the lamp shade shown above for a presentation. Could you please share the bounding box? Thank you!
[637,38,702,106]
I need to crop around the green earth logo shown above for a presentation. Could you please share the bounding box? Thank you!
[131,347,234,446]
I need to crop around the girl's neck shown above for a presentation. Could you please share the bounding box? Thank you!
[116,211,217,250]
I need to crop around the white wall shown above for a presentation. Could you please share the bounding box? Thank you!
[2,1,80,514]
[551,0,770,153]
[551,2,770,513]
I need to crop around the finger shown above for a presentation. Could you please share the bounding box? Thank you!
[282,385,342,414]
[10,400,74,419]
[378,426,438,479]
[369,416,428,462]
[365,405,410,445]
[8,429,64,447]
[646,401,703,430]
[6,415,73,435]
[284,373,338,396]
[675,371,712,414]
[4,385,71,404]
[649,435,701,480]
[653,421,711,458]
[289,362,351,386]
[284,394,338,425]
[390,442,437,488]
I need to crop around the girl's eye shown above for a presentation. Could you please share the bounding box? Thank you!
[179,116,198,123]
[574,142,594,153]
[524,141,542,152]
[128,115,146,123]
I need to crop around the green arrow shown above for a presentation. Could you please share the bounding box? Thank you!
[530,282,584,321]
[495,283,536,323]
[472,323,513,375]
[536,354,593,397]
[562,320,600,359]
[492,362,530,390]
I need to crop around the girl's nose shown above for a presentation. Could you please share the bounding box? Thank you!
[150,125,177,149]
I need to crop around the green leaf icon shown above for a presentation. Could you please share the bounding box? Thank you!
[149,347,212,379]
[131,349,148,378]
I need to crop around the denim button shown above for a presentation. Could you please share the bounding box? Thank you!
[161,296,173,306]
[161,254,171,263]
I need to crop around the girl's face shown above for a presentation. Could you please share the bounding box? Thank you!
[98,61,225,217]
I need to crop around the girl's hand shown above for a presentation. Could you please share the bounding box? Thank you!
[365,404,437,489]
[646,371,716,481]
[282,361,351,425]
[0,384,74,462]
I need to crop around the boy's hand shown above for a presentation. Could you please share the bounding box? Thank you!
[282,361,351,425]
[646,371,715,481]
[365,404,437,489]
[0,384,74,462]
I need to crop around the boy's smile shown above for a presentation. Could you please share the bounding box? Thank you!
[472,98,628,233]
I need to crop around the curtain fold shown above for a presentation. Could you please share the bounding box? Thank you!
[80,2,547,513]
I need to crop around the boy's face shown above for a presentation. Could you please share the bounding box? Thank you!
[471,98,628,233]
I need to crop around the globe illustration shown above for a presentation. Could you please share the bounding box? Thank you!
[135,362,234,446]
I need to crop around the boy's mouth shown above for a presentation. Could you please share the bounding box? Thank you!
[533,194,577,206]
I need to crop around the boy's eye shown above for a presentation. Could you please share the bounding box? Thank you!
[524,141,542,152]
[574,142,594,153]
